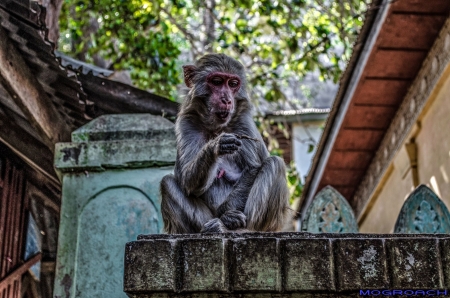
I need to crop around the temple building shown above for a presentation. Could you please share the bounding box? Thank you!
[298,0,450,233]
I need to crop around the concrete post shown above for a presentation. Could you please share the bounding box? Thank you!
[53,114,176,298]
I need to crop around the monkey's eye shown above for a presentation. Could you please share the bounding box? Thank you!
[228,80,239,88]
[210,77,223,86]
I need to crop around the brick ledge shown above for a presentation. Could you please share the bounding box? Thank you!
[124,233,450,297]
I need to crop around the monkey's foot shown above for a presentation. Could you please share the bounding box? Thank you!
[220,210,247,230]
[201,218,227,233]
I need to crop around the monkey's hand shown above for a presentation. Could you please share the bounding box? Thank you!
[201,218,227,233]
[215,133,242,155]
[220,210,247,230]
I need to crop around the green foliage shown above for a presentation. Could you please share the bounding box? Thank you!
[267,151,303,206]
[59,0,367,101]
[286,161,304,206]
[59,0,183,97]
[269,148,283,157]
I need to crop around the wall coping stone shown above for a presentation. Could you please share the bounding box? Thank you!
[124,232,450,297]
[72,114,175,142]
[54,114,176,172]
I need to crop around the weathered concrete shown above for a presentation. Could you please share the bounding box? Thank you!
[125,233,450,297]
[54,114,176,298]
[71,113,175,142]
[55,114,176,173]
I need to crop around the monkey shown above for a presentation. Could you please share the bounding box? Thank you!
[160,53,289,233]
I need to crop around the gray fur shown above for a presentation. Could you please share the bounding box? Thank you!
[160,54,289,234]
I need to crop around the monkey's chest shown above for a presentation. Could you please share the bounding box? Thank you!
[216,159,242,184]
[204,159,242,211]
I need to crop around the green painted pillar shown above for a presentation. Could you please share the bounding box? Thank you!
[53,114,176,298]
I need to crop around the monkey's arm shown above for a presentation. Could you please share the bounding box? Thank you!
[176,138,217,196]
[176,129,242,197]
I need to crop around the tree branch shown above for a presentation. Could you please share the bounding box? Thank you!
[159,7,201,57]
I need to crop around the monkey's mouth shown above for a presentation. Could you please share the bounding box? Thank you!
[216,111,230,120]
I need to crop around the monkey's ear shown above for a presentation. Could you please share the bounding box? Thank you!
[182,65,197,88]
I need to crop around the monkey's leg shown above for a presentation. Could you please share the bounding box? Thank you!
[160,174,214,234]
[244,156,290,231]
[201,218,229,233]
[215,168,260,230]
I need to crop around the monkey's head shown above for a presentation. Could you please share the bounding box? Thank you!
[182,54,249,129]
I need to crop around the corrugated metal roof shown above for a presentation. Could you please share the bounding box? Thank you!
[268,108,331,116]
[0,1,89,130]
[56,51,114,77]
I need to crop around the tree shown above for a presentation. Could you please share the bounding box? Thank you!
[59,0,367,103]
[58,0,367,207]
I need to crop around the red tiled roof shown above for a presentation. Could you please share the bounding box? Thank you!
[299,0,450,217]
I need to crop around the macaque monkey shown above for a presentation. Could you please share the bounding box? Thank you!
[160,53,289,233]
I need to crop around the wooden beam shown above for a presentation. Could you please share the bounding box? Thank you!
[0,27,71,151]
[0,107,58,184]
[40,261,55,274]
[27,183,60,213]
[0,253,41,291]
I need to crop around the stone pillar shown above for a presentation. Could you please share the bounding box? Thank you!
[53,114,176,298]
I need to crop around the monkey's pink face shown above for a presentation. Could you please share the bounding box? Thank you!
[206,72,241,123]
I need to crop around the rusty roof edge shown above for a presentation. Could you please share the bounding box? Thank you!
[55,51,115,77]
[295,0,389,226]
[0,0,46,29]
[8,1,89,105]
[27,1,89,103]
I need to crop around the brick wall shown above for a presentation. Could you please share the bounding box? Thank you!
[124,233,450,297]
[267,123,292,165]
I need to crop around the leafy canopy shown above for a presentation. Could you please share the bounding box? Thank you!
[59,0,367,205]
[59,0,367,102]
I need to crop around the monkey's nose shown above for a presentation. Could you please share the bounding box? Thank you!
[221,97,231,105]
